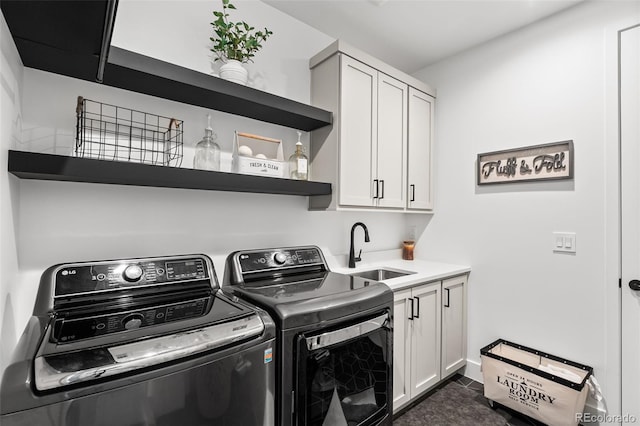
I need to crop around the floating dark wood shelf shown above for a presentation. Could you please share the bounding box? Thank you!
[0,1,333,131]
[104,48,333,131]
[8,151,332,197]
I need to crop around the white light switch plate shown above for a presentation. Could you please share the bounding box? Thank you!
[553,232,576,253]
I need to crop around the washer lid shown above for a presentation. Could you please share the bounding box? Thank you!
[34,310,265,391]
[39,291,260,356]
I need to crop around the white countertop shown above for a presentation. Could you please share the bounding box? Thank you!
[324,248,471,291]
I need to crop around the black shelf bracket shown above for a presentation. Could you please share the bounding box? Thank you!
[96,0,119,83]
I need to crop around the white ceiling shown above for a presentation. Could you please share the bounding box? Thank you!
[263,0,584,73]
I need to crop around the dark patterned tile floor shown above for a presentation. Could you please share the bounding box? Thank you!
[393,374,548,426]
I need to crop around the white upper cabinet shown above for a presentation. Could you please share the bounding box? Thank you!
[338,56,407,209]
[376,73,408,209]
[309,41,434,213]
[339,56,378,207]
[407,87,434,211]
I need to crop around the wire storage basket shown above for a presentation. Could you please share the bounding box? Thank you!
[75,96,183,167]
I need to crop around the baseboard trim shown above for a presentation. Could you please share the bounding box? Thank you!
[461,358,483,383]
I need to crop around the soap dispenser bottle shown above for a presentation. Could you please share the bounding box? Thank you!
[288,131,308,180]
[193,114,221,171]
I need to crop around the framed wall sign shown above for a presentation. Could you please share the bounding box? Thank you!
[477,140,574,185]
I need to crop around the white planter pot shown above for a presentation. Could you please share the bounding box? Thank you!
[219,60,248,85]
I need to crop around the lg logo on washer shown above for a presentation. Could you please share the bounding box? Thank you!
[60,269,77,276]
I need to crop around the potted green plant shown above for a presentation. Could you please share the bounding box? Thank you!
[210,0,273,85]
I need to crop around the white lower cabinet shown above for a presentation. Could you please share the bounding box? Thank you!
[393,288,413,409]
[393,282,441,410]
[441,275,468,378]
[392,274,468,412]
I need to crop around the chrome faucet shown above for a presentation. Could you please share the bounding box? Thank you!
[349,222,370,268]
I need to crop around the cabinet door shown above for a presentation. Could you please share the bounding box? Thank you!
[407,88,434,210]
[339,55,377,207]
[392,289,412,411]
[441,275,467,378]
[376,73,407,208]
[410,282,441,397]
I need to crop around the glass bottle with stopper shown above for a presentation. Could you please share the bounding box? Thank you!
[193,114,221,171]
[288,131,308,180]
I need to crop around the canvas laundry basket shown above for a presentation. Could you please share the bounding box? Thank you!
[481,339,593,426]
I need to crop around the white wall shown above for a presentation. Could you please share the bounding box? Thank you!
[411,0,640,417]
[0,1,411,379]
[111,0,317,103]
[0,13,23,381]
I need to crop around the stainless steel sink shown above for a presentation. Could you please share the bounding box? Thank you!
[350,268,416,281]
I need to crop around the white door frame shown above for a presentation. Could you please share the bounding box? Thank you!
[620,22,640,425]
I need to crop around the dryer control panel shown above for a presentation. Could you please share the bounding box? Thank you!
[236,246,325,273]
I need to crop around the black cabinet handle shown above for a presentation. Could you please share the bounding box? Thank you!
[380,180,385,199]
[630,280,640,291]
[414,296,420,318]
[444,288,450,308]
[410,184,415,202]
[408,297,414,320]
[373,179,379,199]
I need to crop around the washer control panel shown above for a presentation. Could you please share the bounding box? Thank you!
[54,257,208,297]
[237,247,325,273]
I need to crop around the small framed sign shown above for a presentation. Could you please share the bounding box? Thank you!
[477,140,574,185]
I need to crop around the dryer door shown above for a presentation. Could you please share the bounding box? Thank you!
[294,312,392,426]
